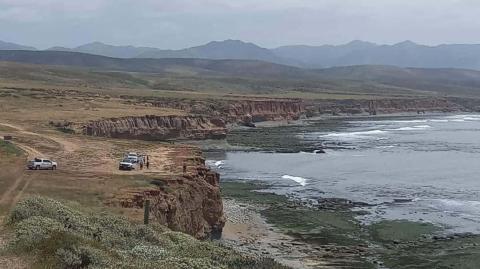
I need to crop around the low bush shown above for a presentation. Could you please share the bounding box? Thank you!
[7,196,290,269]
[0,140,22,156]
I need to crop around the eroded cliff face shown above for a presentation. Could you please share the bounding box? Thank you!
[132,96,477,127]
[84,97,475,141]
[225,100,304,124]
[146,98,306,125]
[307,98,465,116]
[110,154,225,239]
[82,115,227,140]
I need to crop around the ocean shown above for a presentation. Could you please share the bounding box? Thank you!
[207,114,480,234]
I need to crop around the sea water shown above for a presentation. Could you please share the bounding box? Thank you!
[207,114,480,233]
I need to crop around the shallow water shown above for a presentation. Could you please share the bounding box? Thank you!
[208,114,480,233]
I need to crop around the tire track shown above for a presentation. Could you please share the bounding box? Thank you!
[0,123,45,212]
[9,173,36,211]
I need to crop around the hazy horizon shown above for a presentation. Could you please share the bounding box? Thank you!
[1,0,480,50]
[4,39,480,51]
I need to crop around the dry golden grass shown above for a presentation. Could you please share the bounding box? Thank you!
[0,87,187,132]
[0,112,200,217]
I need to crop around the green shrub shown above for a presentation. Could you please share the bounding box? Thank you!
[7,196,290,269]
[12,216,65,251]
[0,140,22,156]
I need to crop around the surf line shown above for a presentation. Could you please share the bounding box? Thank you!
[282,175,309,186]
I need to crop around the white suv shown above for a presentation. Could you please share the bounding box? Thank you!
[27,158,58,170]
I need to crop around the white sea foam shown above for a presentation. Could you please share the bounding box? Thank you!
[447,115,480,122]
[429,199,480,215]
[376,145,396,149]
[463,117,480,121]
[387,125,432,131]
[320,129,387,140]
[206,160,225,169]
[385,120,429,124]
[430,119,449,123]
[282,175,308,186]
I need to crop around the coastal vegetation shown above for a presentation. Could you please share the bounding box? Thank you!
[0,140,22,156]
[2,39,480,269]
[4,196,289,269]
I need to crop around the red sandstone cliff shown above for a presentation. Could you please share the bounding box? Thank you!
[147,98,306,125]
[110,156,225,239]
[225,100,304,124]
[306,97,465,116]
[82,98,475,141]
[137,96,475,126]
[82,115,227,140]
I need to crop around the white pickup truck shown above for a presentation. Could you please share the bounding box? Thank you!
[119,158,137,171]
[27,158,58,170]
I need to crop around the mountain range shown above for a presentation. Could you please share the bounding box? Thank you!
[3,39,480,70]
[0,40,36,51]
[3,49,480,98]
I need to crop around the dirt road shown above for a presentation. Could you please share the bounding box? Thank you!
[0,121,183,213]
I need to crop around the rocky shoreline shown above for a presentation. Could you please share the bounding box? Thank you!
[221,199,316,269]
[218,180,480,269]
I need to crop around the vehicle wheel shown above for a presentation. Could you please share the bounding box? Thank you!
[36,165,40,170]
[52,166,56,170]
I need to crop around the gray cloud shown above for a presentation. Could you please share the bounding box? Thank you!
[1,0,480,49]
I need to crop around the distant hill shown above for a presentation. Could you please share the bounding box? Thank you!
[0,50,308,79]
[47,40,290,65]
[315,65,480,96]
[272,40,378,68]
[273,41,480,69]
[0,40,36,51]
[137,40,287,63]
[44,39,480,70]
[47,42,159,59]
[3,50,480,97]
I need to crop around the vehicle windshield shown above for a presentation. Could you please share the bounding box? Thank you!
[122,159,133,163]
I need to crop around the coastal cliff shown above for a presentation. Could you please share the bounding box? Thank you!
[133,96,478,126]
[82,115,227,140]
[110,154,225,239]
[307,97,465,116]
[85,97,472,238]
[225,100,304,125]
[143,98,306,125]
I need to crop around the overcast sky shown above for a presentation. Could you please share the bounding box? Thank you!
[1,0,480,49]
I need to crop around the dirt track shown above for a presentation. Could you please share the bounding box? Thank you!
[0,121,188,213]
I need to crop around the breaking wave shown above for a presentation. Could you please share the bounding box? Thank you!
[206,160,225,168]
[282,175,308,186]
[387,125,432,131]
[320,130,387,140]
[446,115,480,122]
[427,199,480,216]
[320,124,432,141]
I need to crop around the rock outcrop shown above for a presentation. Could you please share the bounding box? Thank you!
[225,100,304,121]
[110,156,225,239]
[225,100,304,125]
[87,97,478,141]
[145,98,306,125]
[307,97,464,116]
[82,115,227,140]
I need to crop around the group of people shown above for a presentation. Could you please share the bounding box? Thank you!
[139,155,150,170]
